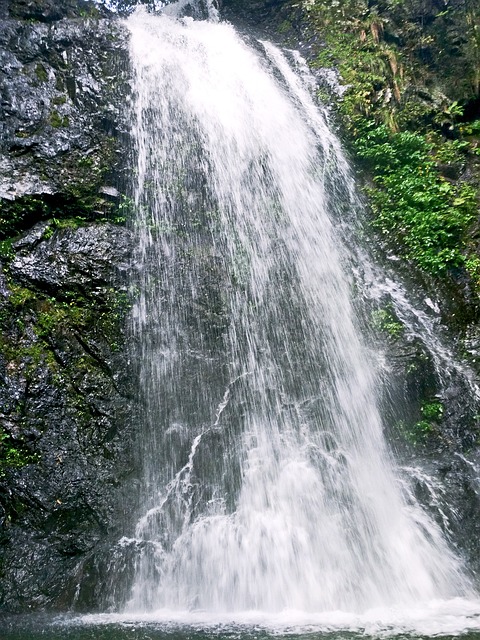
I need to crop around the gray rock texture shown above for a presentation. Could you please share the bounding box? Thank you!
[0,0,136,612]
[0,3,129,205]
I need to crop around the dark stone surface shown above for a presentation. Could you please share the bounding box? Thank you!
[0,10,129,202]
[11,223,131,293]
[0,221,137,612]
[221,0,294,30]
[0,0,136,613]
[7,0,104,22]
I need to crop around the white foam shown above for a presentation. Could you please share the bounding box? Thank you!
[71,597,480,636]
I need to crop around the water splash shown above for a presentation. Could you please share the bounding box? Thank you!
[125,6,475,618]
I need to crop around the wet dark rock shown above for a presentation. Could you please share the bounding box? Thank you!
[7,0,105,22]
[0,222,136,612]
[0,0,136,614]
[0,11,129,204]
[222,0,299,35]
[0,224,137,610]
[11,223,131,294]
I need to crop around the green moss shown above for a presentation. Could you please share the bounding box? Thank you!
[0,428,38,476]
[14,130,32,139]
[0,196,49,241]
[278,19,293,34]
[0,239,14,261]
[49,110,69,128]
[37,305,86,338]
[9,285,36,308]
[52,95,67,106]
[0,273,126,473]
[34,63,48,84]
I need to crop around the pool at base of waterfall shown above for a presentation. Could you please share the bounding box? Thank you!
[2,600,480,640]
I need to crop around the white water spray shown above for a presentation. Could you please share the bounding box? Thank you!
[124,4,475,620]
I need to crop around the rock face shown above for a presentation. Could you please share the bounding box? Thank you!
[8,0,103,22]
[0,224,135,611]
[0,2,128,210]
[0,0,136,612]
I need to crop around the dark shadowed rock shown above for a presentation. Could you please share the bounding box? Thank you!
[0,0,136,613]
[0,12,129,203]
[11,223,131,293]
[8,0,107,22]
[0,222,137,612]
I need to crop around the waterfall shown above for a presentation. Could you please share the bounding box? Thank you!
[124,4,474,618]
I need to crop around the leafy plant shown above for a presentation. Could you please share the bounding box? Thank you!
[371,307,403,338]
[354,124,477,274]
[304,0,480,283]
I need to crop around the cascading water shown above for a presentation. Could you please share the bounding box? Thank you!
[123,2,477,622]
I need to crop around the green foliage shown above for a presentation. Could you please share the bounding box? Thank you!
[115,194,135,223]
[420,400,444,421]
[398,400,445,445]
[459,119,480,137]
[354,124,477,274]
[434,100,464,131]
[465,255,480,289]
[371,307,403,338]
[303,0,480,284]
[408,419,434,444]
[305,0,480,97]
[433,138,470,166]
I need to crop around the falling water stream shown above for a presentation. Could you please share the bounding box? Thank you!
[105,2,480,632]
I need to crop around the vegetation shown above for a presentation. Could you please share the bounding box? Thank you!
[49,110,70,128]
[0,194,119,242]
[301,0,480,281]
[0,273,129,475]
[400,400,445,445]
[0,429,37,477]
[371,306,403,338]
[355,124,477,274]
